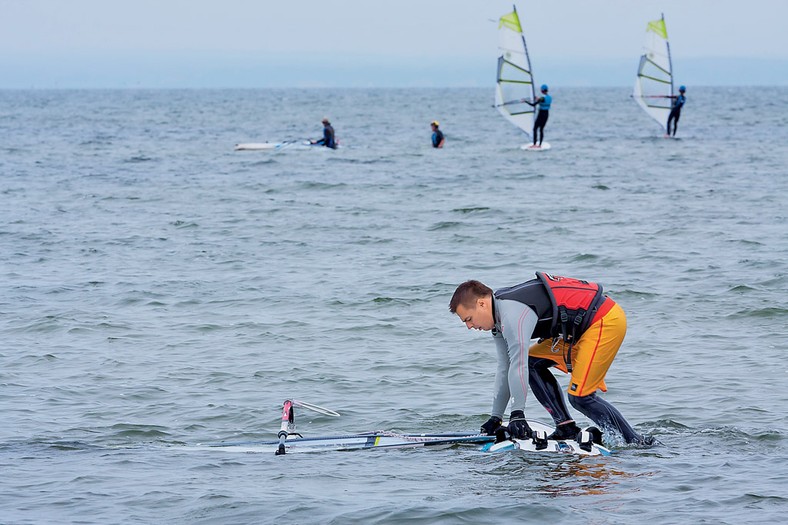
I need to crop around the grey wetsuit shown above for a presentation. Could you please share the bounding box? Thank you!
[490,298,538,419]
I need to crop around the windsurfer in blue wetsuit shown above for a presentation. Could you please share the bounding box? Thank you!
[525,84,551,147]
[666,85,686,137]
[311,118,337,149]
[430,121,445,148]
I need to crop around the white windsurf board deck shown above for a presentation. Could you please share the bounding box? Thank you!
[521,141,551,151]
[234,141,310,151]
[196,419,610,456]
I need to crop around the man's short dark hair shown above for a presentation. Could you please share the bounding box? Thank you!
[449,280,493,313]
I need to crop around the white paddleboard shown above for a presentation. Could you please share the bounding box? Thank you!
[234,141,310,151]
[197,420,609,457]
[482,420,610,456]
[195,430,609,456]
[521,141,551,151]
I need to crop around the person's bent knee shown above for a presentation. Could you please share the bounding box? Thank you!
[529,357,554,370]
[569,392,594,411]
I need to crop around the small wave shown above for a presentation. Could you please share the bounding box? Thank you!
[248,158,276,166]
[171,220,198,228]
[0,439,101,453]
[569,253,600,262]
[107,423,170,439]
[370,297,411,306]
[79,139,114,146]
[728,284,757,293]
[123,155,156,163]
[298,181,347,190]
[616,289,658,298]
[639,419,690,432]
[47,440,96,451]
[730,307,787,319]
[350,236,393,245]
[19,317,63,333]
[729,238,764,246]
[427,221,462,231]
[452,207,491,214]
[329,157,395,165]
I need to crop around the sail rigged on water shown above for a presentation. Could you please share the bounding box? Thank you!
[495,6,536,136]
[633,14,674,128]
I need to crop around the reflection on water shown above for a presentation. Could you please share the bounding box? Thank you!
[533,459,653,497]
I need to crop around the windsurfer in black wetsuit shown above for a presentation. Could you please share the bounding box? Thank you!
[666,85,686,137]
[311,118,337,149]
[525,84,552,147]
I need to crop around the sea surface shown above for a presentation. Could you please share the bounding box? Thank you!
[1,87,787,524]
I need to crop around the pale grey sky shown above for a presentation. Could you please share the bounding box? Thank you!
[1,0,786,87]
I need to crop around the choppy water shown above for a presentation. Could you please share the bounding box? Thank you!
[1,87,787,524]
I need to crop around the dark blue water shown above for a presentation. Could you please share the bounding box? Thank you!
[1,87,787,524]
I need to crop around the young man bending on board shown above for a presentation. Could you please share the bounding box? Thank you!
[524,84,551,148]
[311,118,337,149]
[666,85,686,137]
[450,273,651,445]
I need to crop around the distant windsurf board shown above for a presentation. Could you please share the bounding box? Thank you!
[234,141,310,151]
[521,141,551,151]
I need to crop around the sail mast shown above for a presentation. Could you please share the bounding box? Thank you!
[633,14,674,129]
[495,4,537,136]
[663,13,674,98]
[515,4,537,106]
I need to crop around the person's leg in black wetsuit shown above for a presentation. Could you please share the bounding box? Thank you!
[529,357,572,424]
[529,357,582,439]
[532,111,548,146]
[667,108,680,136]
[569,391,648,444]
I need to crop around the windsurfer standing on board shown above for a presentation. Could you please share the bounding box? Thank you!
[311,118,337,149]
[524,84,551,148]
[449,273,653,445]
[666,85,686,137]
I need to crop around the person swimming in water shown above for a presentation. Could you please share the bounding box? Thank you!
[430,121,445,148]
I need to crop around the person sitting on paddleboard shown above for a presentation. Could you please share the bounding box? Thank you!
[450,273,652,445]
[311,117,337,149]
[524,84,551,148]
[666,85,686,137]
[430,120,445,149]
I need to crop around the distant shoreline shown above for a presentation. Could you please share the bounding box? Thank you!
[1,56,786,89]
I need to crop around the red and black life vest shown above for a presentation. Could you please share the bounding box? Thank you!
[494,272,605,343]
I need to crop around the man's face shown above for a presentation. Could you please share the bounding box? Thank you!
[455,297,494,331]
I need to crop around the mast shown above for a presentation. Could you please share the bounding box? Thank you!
[663,13,674,98]
[514,4,536,104]
[495,5,537,136]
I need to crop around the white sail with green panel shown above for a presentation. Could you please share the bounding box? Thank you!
[495,5,536,136]
[633,14,674,128]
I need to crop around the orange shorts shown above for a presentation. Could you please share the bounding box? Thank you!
[528,301,627,397]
